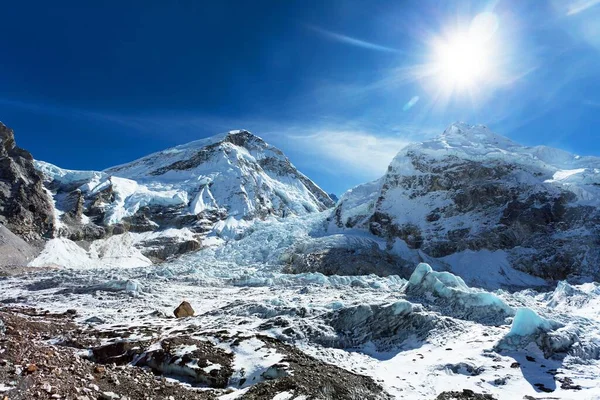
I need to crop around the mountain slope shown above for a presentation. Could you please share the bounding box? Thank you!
[331,122,600,282]
[34,129,333,263]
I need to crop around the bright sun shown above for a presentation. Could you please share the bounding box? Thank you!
[429,12,500,94]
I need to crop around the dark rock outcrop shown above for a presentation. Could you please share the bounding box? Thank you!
[283,246,412,277]
[0,123,54,240]
[435,390,497,400]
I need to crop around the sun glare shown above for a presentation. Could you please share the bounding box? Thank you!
[428,12,500,96]
[433,33,491,88]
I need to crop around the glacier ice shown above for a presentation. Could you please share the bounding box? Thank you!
[494,307,578,358]
[406,263,514,323]
[507,307,562,338]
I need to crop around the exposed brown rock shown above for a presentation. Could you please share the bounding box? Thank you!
[174,301,195,318]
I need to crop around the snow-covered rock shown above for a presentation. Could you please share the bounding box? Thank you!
[332,122,600,283]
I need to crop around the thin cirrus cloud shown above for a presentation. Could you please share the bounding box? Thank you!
[565,0,600,15]
[307,25,400,53]
[280,129,413,179]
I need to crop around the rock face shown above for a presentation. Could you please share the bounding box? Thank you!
[34,129,334,263]
[332,123,600,282]
[0,123,54,240]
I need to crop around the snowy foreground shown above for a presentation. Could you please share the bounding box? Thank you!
[3,213,600,399]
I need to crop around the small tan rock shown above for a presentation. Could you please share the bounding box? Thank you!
[26,363,38,373]
[94,365,105,374]
[173,301,194,318]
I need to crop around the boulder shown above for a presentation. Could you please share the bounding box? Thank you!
[174,301,194,318]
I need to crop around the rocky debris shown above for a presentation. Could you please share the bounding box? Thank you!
[0,308,215,399]
[0,307,392,399]
[240,335,393,400]
[0,123,54,241]
[435,389,497,399]
[136,235,201,263]
[174,301,195,318]
[92,341,145,365]
[134,336,233,388]
[0,224,40,267]
[323,301,453,350]
[439,362,485,376]
[558,376,582,390]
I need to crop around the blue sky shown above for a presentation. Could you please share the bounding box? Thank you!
[1,0,600,195]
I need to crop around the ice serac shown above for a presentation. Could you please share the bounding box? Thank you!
[494,307,582,358]
[406,263,514,324]
[34,129,333,264]
[332,122,600,282]
[0,122,54,241]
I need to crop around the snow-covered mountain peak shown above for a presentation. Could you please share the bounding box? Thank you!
[103,129,289,180]
[33,127,333,259]
[405,122,523,162]
[440,122,515,146]
[396,123,600,182]
[164,129,270,153]
[334,123,600,283]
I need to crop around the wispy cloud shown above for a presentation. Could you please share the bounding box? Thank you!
[566,0,600,15]
[307,25,400,53]
[286,130,410,177]
[266,121,440,182]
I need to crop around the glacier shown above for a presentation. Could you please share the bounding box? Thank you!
[5,205,600,398]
